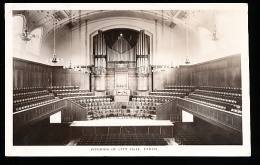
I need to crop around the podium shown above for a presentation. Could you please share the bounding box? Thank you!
[112,89,130,102]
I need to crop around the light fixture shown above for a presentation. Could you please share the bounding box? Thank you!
[183,12,191,65]
[161,65,166,71]
[19,10,39,42]
[170,62,175,68]
[48,16,63,63]
[212,11,220,41]
[151,65,161,73]
[63,60,73,69]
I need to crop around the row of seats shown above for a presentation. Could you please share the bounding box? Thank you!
[52,89,90,94]
[89,110,155,120]
[68,96,113,103]
[131,95,175,103]
[149,92,186,97]
[165,85,195,89]
[195,89,242,97]
[185,96,242,114]
[198,86,241,94]
[86,105,157,111]
[57,92,95,99]
[13,96,58,112]
[13,87,46,94]
[47,86,79,90]
[12,87,59,112]
[77,134,168,146]
[13,90,49,100]
[156,89,191,92]
[128,101,161,106]
[190,93,238,105]
[185,97,226,110]
[13,93,54,104]
[193,90,242,105]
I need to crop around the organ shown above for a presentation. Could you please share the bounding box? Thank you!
[92,29,151,96]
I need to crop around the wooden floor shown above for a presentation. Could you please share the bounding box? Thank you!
[67,138,179,146]
[67,118,177,146]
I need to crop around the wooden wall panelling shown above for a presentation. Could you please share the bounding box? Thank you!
[65,71,72,86]
[226,68,233,87]
[24,71,28,87]
[227,58,233,68]
[232,56,241,68]
[165,69,171,85]
[79,73,85,89]
[72,72,80,87]
[219,69,225,87]
[34,70,38,87]
[181,67,191,86]
[18,70,23,88]
[13,58,53,88]
[61,74,66,86]
[171,69,176,85]
[233,67,242,88]
[38,72,42,87]
[170,69,174,85]
[201,71,207,86]
[212,69,218,86]
[13,70,18,88]
[175,69,181,85]
[153,73,164,90]
[207,71,213,86]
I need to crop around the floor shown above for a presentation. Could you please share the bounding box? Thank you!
[64,118,178,146]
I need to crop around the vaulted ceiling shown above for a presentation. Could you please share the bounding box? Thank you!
[11,9,243,65]
[13,10,224,44]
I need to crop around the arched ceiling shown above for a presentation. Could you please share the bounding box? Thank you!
[13,10,225,44]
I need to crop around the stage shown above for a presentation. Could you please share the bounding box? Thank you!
[69,119,174,139]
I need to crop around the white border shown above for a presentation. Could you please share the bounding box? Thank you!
[5,3,250,156]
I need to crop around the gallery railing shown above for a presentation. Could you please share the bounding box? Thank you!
[13,99,66,129]
[176,98,242,133]
[13,99,88,129]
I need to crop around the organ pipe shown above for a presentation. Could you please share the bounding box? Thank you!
[95,36,97,55]
[142,31,145,55]
[95,58,97,67]
[140,31,143,55]
[103,34,106,55]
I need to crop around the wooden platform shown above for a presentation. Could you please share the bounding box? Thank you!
[70,119,173,127]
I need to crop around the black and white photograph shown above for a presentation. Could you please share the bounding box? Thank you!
[5,3,250,156]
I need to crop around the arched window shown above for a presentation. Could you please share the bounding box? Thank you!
[13,15,24,50]
[199,27,217,55]
[25,28,42,55]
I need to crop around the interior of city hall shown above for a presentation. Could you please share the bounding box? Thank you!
[10,8,246,146]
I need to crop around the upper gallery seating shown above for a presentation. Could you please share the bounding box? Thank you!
[131,95,175,104]
[77,133,168,146]
[152,86,195,98]
[13,87,58,112]
[48,86,94,98]
[129,95,176,119]
[184,86,242,114]
[149,92,186,97]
